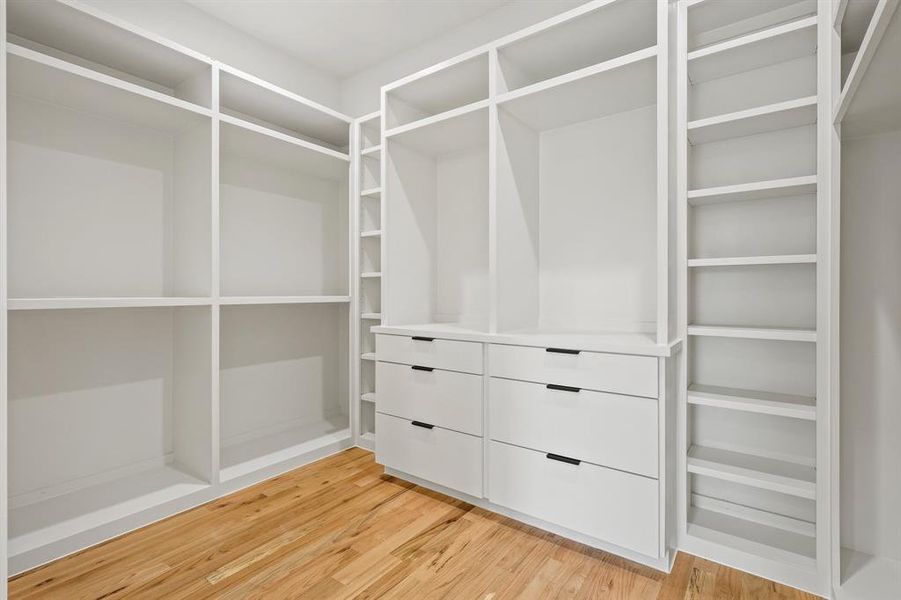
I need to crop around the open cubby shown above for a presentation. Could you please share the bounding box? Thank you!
[495,56,658,335]
[384,108,489,331]
[219,304,349,482]
[360,114,381,150]
[7,0,212,108]
[496,0,655,94]
[219,121,349,298]
[7,53,212,300]
[7,307,212,559]
[686,0,816,52]
[385,52,488,129]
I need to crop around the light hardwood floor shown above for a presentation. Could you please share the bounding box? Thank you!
[9,448,819,599]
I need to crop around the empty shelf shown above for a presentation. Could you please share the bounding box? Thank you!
[688,175,817,205]
[361,393,376,404]
[384,100,489,157]
[688,96,818,144]
[838,549,901,600]
[361,187,382,198]
[688,384,816,420]
[361,313,382,320]
[220,419,350,482]
[687,254,816,267]
[687,16,817,83]
[361,353,377,361]
[360,272,382,279]
[688,325,817,342]
[360,230,383,238]
[9,465,208,557]
[688,506,816,569]
[687,445,816,499]
[219,296,351,306]
[7,297,213,310]
[361,145,382,158]
[496,47,657,132]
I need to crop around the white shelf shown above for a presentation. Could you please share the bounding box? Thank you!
[361,313,382,320]
[360,187,382,199]
[687,16,818,83]
[361,353,377,361]
[496,47,657,132]
[360,272,382,279]
[837,0,901,137]
[220,420,350,482]
[688,506,817,569]
[688,324,817,342]
[688,384,816,420]
[7,297,213,310]
[9,464,208,558]
[7,0,211,101]
[385,100,489,157]
[361,393,376,404]
[361,144,382,158]
[838,548,901,600]
[219,64,351,150]
[7,44,210,134]
[687,175,817,205]
[687,0,816,49]
[220,115,349,181]
[687,445,816,499]
[360,230,382,238]
[687,96,818,145]
[687,254,816,267]
[219,296,351,306]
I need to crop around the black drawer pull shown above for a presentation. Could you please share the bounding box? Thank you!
[546,347,580,355]
[411,365,434,372]
[412,336,435,342]
[411,421,434,429]
[546,453,581,466]
[547,383,581,393]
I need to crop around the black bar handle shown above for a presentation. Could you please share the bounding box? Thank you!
[411,365,434,372]
[546,347,580,355]
[547,383,581,393]
[546,453,581,466]
[412,336,435,342]
[411,421,435,429]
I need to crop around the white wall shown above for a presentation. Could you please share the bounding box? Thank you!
[81,0,341,108]
[339,0,585,117]
[840,129,901,561]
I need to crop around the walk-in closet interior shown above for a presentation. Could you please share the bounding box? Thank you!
[0,1,898,598]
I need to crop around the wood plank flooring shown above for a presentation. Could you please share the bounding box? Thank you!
[9,448,820,599]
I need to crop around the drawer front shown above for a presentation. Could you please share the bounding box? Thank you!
[377,334,483,374]
[489,378,657,477]
[376,413,483,497]
[488,441,658,557]
[489,344,657,398]
[377,361,482,436]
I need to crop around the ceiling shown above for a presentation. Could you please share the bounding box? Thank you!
[185,0,509,78]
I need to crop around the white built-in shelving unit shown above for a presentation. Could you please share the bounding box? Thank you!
[353,112,382,451]
[1,0,354,576]
[677,0,835,596]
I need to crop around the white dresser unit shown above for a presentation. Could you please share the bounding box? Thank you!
[373,0,681,572]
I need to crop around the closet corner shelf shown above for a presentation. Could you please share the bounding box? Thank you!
[219,112,350,164]
[687,384,816,420]
[687,175,818,205]
[687,445,816,499]
[219,296,351,306]
[687,325,817,343]
[7,297,214,310]
[687,254,816,267]
[686,15,818,83]
[361,352,377,361]
[360,230,383,238]
[361,313,382,320]
[360,272,382,279]
[687,96,817,145]
[360,187,382,198]
[361,393,376,404]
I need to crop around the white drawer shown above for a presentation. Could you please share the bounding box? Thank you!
[377,361,482,436]
[376,334,483,374]
[489,377,657,477]
[489,344,657,398]
[488,441,658,557]
[376,413,483,498]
